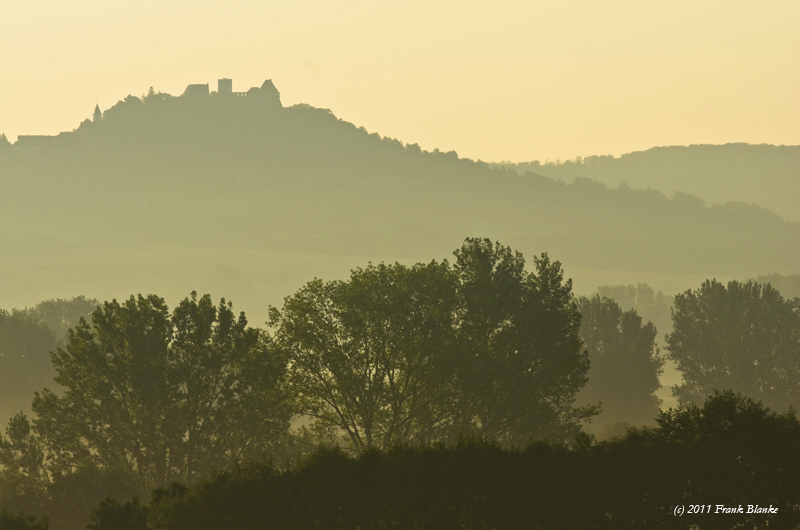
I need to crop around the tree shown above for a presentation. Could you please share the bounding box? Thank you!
[42,465,141,530]
[0,509,49,530]
[31,292,291,492]
[269,261,462,451]
[752,273,800,300]
[86,497,148,530]
[666,279,800,410]
[0,311,58,426]
[649,390,800,521]
[0,414,48,517]
[0,413,139,530]
[576,295,664,426]
[140,391,800,530]
[595,283,672,340]
[21,296,99,343]
[452,239,593,444]
[269,239,594,450]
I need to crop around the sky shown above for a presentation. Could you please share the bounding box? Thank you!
[1,0,798,162]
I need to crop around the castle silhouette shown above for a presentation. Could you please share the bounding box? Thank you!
[13,78,281,151]
[181,78,281,104]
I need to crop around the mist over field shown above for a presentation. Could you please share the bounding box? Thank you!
[1,1,799,529]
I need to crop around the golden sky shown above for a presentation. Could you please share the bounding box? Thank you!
[1,0,798,162]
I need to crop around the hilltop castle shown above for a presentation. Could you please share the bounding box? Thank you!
[181,78,281,106]
[12,77,282,151]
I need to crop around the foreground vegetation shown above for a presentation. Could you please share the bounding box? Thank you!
[1,240,798,529]
[84,392,800,530]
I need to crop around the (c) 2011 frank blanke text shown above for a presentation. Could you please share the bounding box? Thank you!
[673,505,779,516]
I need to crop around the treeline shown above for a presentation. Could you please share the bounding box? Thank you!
[5,393,799,530]
[1,89,797,277]
[1,240,799,529]
[97,392,800,530]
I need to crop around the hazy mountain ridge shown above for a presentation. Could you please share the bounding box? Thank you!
[502,143,800,222]
[1,90,797,278]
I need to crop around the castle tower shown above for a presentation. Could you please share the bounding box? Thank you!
[218,78,232,94]
[93,104,102,123]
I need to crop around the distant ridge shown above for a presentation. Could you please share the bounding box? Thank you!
[502,143,800,223]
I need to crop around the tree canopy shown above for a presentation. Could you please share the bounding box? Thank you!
[452,239,592,443]
[31,292,291,492]
[576,295,664,426]
[666,279,800,410]
[269,238,594,451]
[20,297,99,343]
[269,260,462,451]
[0,508,49,530]
[595,283,672,340]
[0,311,58,427]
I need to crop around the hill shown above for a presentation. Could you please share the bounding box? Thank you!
[1,84,798,315]
[504,144,800,222]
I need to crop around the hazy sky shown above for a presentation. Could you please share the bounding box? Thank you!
[1,0,798,162]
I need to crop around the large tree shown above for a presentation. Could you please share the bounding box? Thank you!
[269,239,594,450]
[269,261,462,451]
[31,292,291,491]
[452,239,593,444]
[576,295,664,426]
[666,279,800,410]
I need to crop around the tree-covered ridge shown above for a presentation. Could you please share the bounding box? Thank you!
[1,88,796,277]
[503,143,800,222]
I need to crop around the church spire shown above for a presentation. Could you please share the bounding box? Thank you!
[93,103,101,123]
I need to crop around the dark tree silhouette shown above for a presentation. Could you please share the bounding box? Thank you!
[666,279,800,410]
[269,239,594,450]
[595,283,672,340]
[31,292,291,492]
[0,509,49,530]
[269,260,463,451]
[0,414,48,518]
[139,391,800,530]
[86,497,148,530]
[453,238,594,444]
[577,295,664,426]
